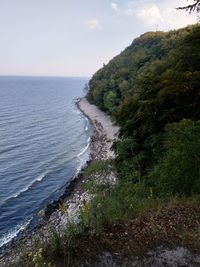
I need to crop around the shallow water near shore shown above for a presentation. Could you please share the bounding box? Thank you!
[0,76,90,248]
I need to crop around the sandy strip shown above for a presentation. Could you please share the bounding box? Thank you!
[77,97,119,159]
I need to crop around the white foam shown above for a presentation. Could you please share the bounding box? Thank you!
[74,137,91,177]
[71,105,81,115]
[85,124,89,131]
[75,161,84,177]
[2,172,48,204]
[84,118,90,131]
[77,142,90,158]
[0,219,31,248]
[36,172,47,182]
[14,172,47,198]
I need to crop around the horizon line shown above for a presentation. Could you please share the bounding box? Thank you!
[0,74,91,79]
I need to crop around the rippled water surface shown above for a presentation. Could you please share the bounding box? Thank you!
[0,76,90,247]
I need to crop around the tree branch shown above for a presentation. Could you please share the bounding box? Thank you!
[177,0,200,13]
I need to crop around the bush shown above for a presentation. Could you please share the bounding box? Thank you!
[79,181,157,231]
[149,119,200,196]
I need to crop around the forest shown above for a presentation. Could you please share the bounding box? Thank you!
[87,24,200,198]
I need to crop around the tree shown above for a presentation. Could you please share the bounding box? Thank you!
[177,0,200,14]
[119,80,130,97]
[87,25,200,189]
[104,91,118,112]
[149,120,200,196]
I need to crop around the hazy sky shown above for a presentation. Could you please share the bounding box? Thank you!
[0,0,197,77]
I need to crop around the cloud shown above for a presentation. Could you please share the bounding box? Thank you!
[85,19,102,30]
[161,6,197,29]
[136,4,164,25]
[111,3,118,11]
[124,8,135,16]
[134,1,197,29]
[124,1,137,16]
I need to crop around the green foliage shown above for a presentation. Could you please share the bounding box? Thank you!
[79,201,91,230]
[32,248,45,267]
[51,232,62,257]
[80,180,159,231]
[30,247,55,267]
[66,222,78,241]
[149,119,200,196]
[104,90,118,113]
[85,159,114,187]
[85,159,113,176]
[87,24,200,196]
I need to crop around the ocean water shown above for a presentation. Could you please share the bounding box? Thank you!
[0,76,91,248]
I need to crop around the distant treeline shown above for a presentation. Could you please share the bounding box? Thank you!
[87,25,200,196]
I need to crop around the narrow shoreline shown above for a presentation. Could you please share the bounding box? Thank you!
[0,97,119,265]
[76,97,119,160]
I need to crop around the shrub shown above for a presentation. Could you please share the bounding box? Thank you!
[149,119,200,196]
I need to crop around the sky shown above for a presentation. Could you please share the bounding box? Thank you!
[0,0,198,77]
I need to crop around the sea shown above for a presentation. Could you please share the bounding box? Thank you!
[0,76,91,248]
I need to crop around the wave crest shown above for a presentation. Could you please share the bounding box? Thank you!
[0,219,31,248]
[1,172,48,205]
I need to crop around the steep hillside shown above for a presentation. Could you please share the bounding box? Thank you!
[87,25,200,195]
[88,25,199,115]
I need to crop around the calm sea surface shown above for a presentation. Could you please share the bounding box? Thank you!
[0,76,91,247]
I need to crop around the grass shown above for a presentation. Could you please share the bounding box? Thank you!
[3,159,200,267]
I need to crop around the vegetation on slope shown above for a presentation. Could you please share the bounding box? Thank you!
[87,24,200,197]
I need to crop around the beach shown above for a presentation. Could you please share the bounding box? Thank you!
[77,97,119,160]
[0,97,119,266]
